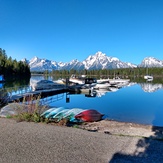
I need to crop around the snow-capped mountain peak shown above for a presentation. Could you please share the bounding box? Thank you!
[94,51,106,57]
[138,57,163,67]
[27,52,162,72]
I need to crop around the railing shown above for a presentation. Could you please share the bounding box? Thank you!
[1,85,33,97]
[39,93,64,105]
[0,85,66,107]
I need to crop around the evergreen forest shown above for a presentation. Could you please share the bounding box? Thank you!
[42,67,163,79]
[0,48,31,80]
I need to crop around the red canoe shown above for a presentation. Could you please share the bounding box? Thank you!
[75,109,104,122]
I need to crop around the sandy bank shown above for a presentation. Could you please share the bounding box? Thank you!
[79,120,163,140]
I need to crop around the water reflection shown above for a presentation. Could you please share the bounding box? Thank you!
[140,83,163,92]
[1,75,163,126]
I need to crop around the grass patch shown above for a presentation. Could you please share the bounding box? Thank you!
[12,94,48,123]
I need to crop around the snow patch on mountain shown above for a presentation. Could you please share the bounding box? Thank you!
[26,52,162,72]
[138,57,163,67]
[29,57,60,71]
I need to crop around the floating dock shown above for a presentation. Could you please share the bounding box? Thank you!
[7,88,68,103]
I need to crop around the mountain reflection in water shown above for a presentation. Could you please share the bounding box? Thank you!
[1,76,163,127]
[46,81,163,127]
[140,83,163,93]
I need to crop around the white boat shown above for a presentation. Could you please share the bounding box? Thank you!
[97,78,110,84]
[94,83,111,89]
[144,62,153,80]
[144,75,153,80]
[69,74,97,86]
[69,74,85,84]
[30,80,65,91]
[108,77,130,85]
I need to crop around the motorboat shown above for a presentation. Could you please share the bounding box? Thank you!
[144,75,153,80]
[69,74,85,84]
[30,80,65,91]
[97,78,110,84]
[108,77,130,85]
[69,74,97,87]
[94,82,111,89]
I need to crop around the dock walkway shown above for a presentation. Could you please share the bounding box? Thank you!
[8,88,68,103]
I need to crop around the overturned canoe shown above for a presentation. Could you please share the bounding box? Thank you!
[62,108,84,119]
[41,107,104,122]
[41,107,65,119]
[75,109,104,122]
[52,109,70,121]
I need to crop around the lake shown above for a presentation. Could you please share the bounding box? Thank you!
[1,75,163,127]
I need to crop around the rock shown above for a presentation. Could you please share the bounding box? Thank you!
[0,103,28,117]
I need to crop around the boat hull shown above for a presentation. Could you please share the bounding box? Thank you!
[75,109,104,122]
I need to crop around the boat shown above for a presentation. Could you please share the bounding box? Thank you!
[144,62,153,80]
[69,74,85,84]
[30,80,65,91]
[41,107,65,119]
[94,83,111,89]
[75,109,104,122]
[144,75,153,80]
[97,78,110,84]
[69,74,97,87]
[52,109,70,121]
[54,108,84,122]
[108,77,130,85]
[41,107,103,122]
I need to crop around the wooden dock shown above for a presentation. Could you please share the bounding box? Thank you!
[1,83,93,105]
[8,88,68,103]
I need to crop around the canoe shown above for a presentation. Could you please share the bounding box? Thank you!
[53,108,84,122]
[52,109,70,121]
[62,108,84,119]
[63,108,84,122]
[75,109,104,122]
[41,107,65,118]
[40,107,57,117]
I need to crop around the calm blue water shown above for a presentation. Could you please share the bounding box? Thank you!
[46,82,163,127]
[3,75,163,127]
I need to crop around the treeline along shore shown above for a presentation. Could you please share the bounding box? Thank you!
[42,67,163,77]
[1,48,163,82]
[0,48,31,80]
[32,67,163,83]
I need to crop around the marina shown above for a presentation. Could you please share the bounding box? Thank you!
[0,75,163,126]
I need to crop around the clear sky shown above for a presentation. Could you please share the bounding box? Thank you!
[0,0,163,64]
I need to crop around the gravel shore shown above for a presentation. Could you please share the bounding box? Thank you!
[0,118,163,163]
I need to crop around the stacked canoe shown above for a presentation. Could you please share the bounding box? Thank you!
[41,107,104,122]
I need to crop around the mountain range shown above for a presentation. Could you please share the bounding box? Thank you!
[23,51,163,72]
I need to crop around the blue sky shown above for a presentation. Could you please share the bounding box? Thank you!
[0,0,163,64]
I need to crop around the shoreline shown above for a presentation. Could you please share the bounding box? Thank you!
[77,119,163,140]
[2,116,163,140]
